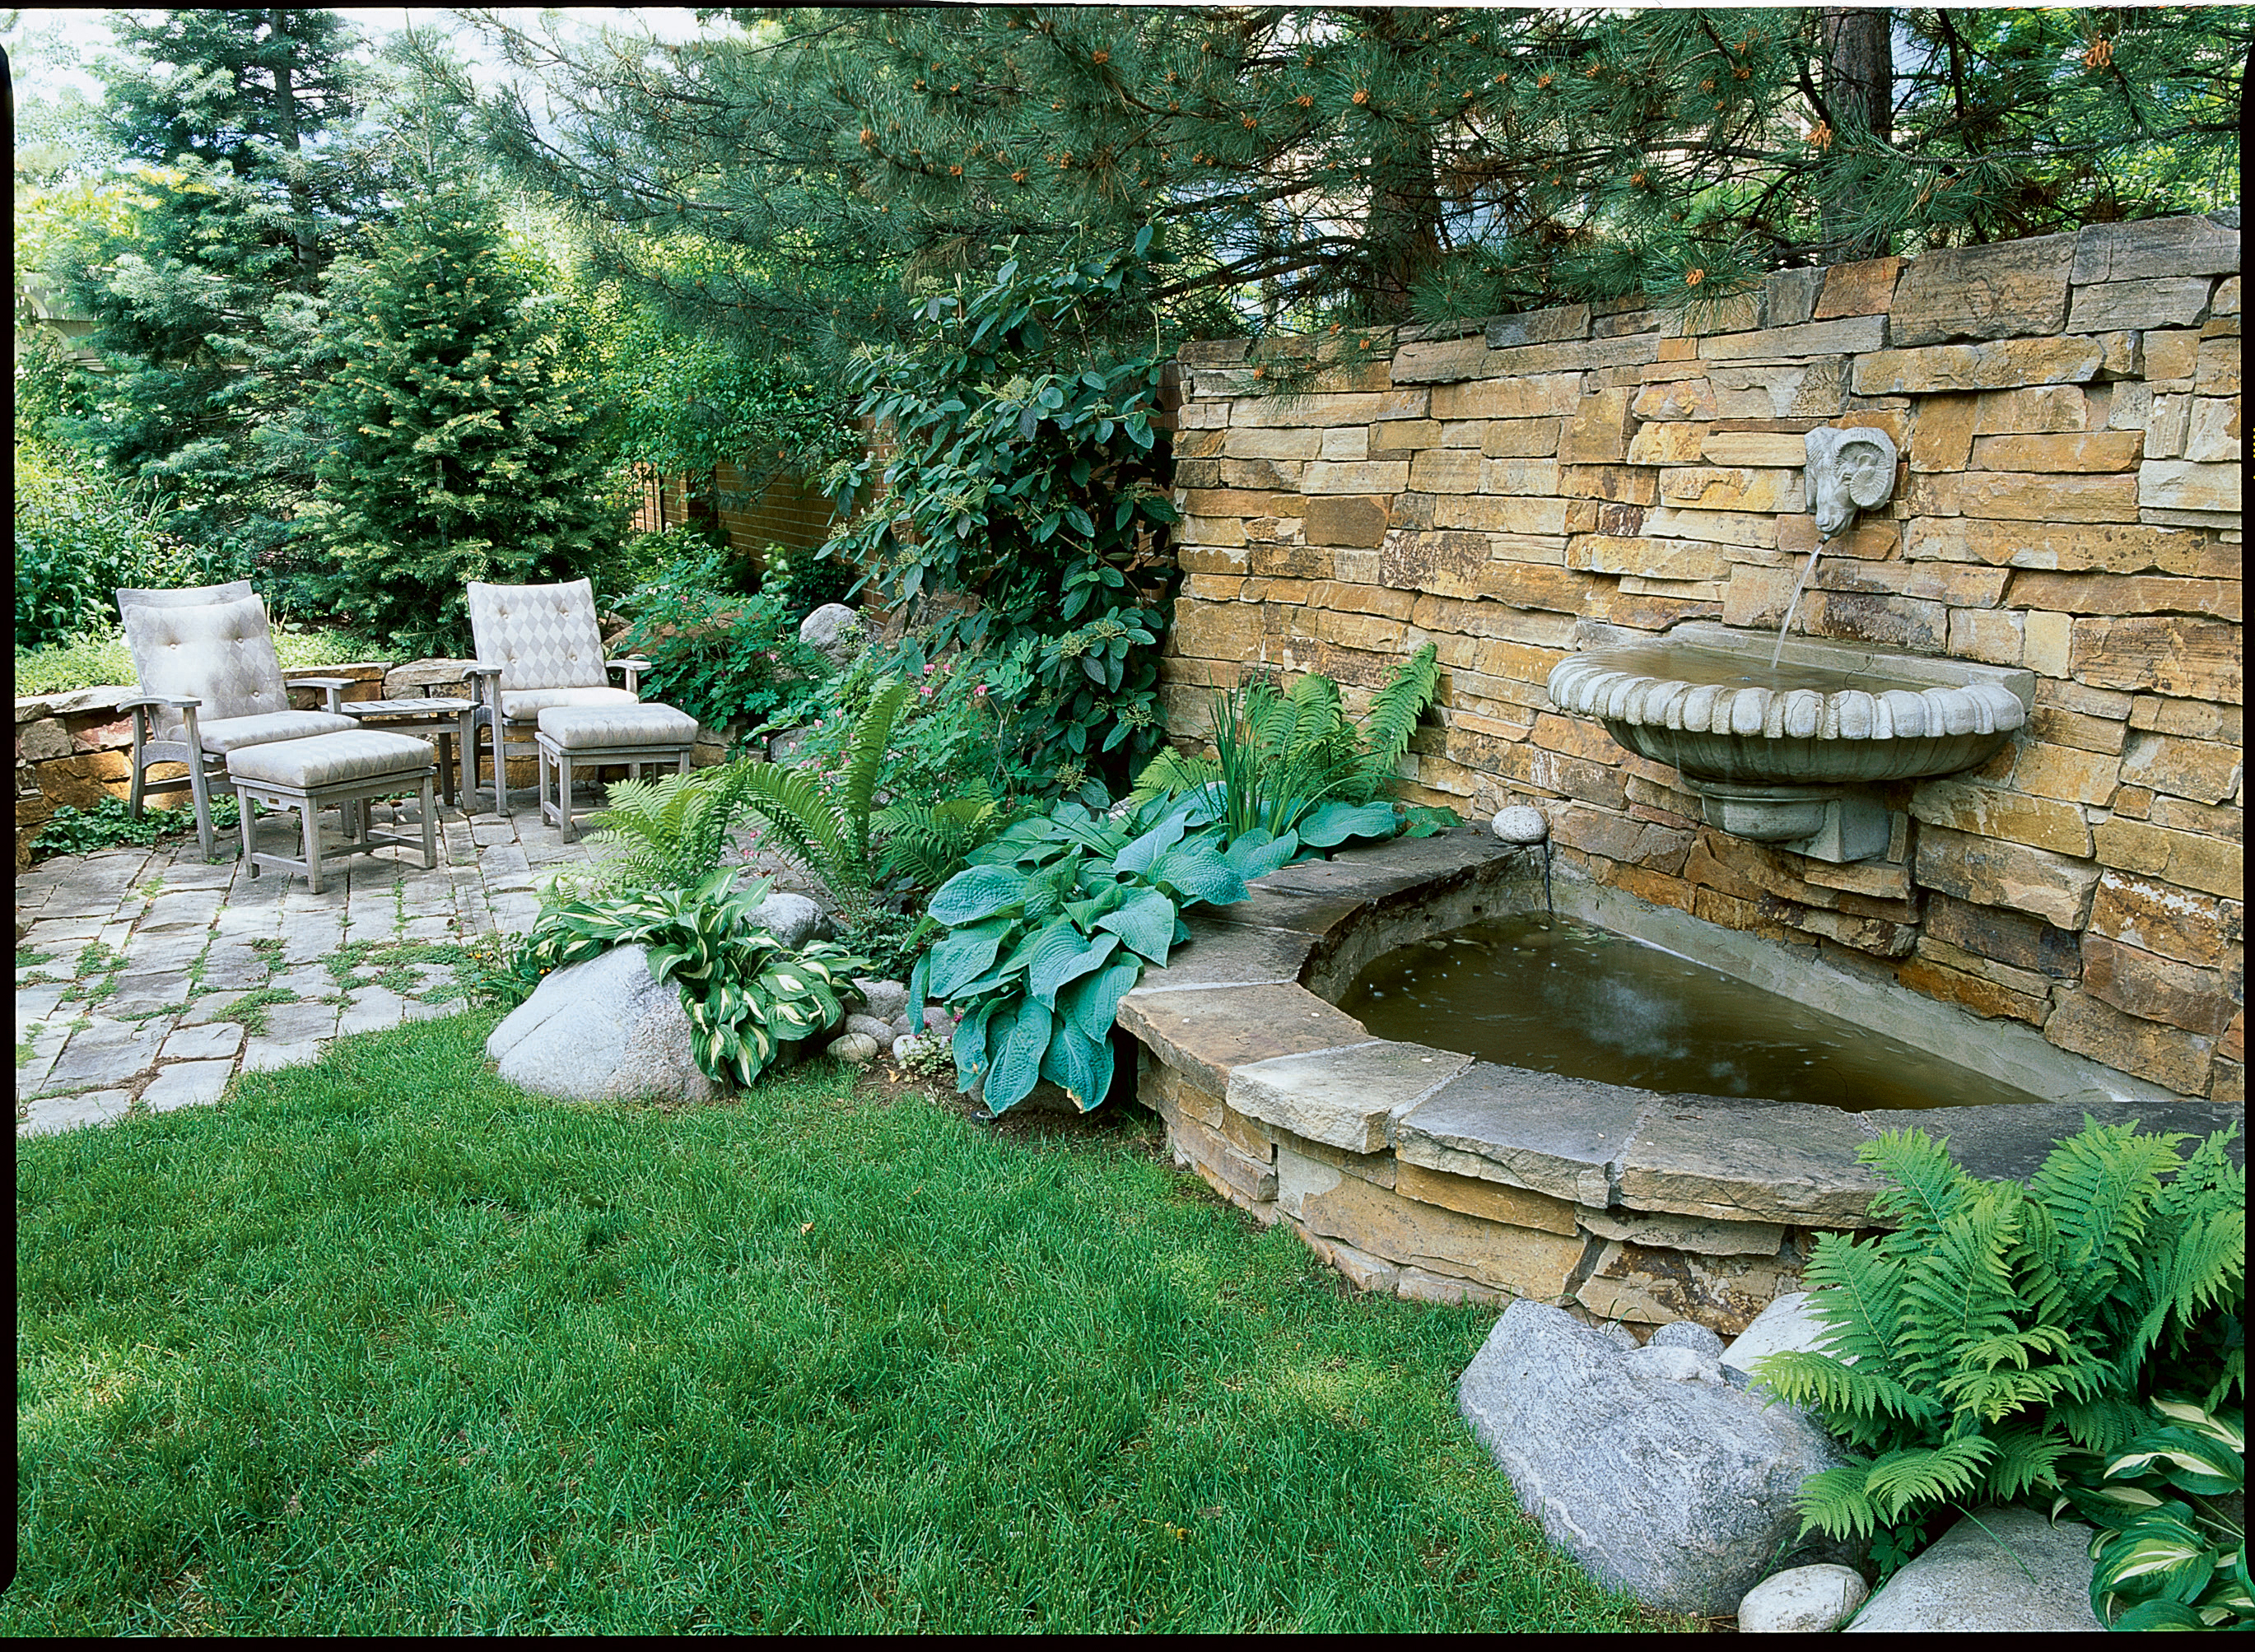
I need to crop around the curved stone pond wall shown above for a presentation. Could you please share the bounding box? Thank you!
[1120,826,2240,1333]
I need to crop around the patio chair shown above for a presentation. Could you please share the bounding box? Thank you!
[116,580,363,861]
[464,577,650,816]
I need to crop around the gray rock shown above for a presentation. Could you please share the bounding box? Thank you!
[1739,1563,1869,1633]
[1623,1343,1726,1384]
[749,892,832,949]
[1650,1319,1728,1361]
[1722,1290,1834,1384]
[1846,1505,2101,1632]
[486,943,713,1104]
[892,1033,925,1064]
[886,1014,913,1043]
[1457,1300,1844,1617]
[829,1032,881,1066]
[845,1013,895,1045]
[854,977,909,1023]
[924,1006,958,1036]
[799,603,865,665]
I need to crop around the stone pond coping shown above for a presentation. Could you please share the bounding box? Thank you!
[1116,826,2241,1330]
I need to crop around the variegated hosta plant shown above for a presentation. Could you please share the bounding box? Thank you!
[908,790,1298,1115]
[523,868,867,1087]
[2060,1398,2249,1631]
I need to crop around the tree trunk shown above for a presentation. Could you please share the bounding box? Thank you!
[1817,7,1894,256]
[269,9,321,289]
[1359,8,1446,323]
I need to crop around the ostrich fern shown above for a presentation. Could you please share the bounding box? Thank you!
[1759,1122,2245,1547]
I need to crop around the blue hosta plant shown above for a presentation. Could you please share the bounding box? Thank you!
[523,869,866,1087]
[909,791,1298,1115]
[2062,1398,2249,1631]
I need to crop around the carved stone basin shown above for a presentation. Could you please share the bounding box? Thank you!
[1547,622,2035,860]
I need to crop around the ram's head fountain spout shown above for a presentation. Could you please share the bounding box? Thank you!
[1803,426,1899,541]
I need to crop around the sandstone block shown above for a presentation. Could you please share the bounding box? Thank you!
[1407,449,1481,493]
[1914,823,2101,929]
[1698,315,1888,360]
[1889,232,2075,346]
[1575,1239,1807,1335]
[1908,778,2093,856]
[1567,535,1729,582]
[1391,333,1496,383]
[2010,742,2122,807]
[1227,1040,1470,1154]
[1300,1169,1586,1296]
[1700,430,1809,467]
[1573,1205,1786,1258]
[2093,817,2243,899]
[1905,517,2232,577]
[2065,276,2215,333]
[2070,615,2240,702]
[1303,459,1409,495]
[2007,572,2240,621]
[2120,731,2242,805]
[2184,398,2241,463]
[1484,304,1593,348]
[2087,871,2239,968]
[1893,953,2050,1026]
[1430,374,1585,421]
[1625,422,1708,465]
[1923,890,2084,979]
[1968,430,2141,472]
[2072,216,2240,284]
[1302,495,1390,547]
[1949,470,2138,522]
[2195,334,2239,395]
[1558,387,1635,464]
[1853,336,2101,396]
[1947,608,2024,666]
[2143,328,2201,383]
[2043,989,2215,1097]
[1632,379,1717,421]
[1975,383,2093,435]
[1658,466,1802,514]
[1395,1160,1581,1236]
[1222,426,1321,460]
[2137,459,2240,515]
[2081,933,2239,1035]
[1813,255,1903,319]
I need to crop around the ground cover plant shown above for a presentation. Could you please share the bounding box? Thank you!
[608,536,832,738]
[11,1012,1677,1634]
[2064,1398,2250,1630]
[15,621,391,700]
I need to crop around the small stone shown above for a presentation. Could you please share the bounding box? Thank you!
[829,1032,880,1066]
[1492,805,1550,845]
[1722,1291,1834,1383]
[924,1007,959,1036]
[886,1014,913,1043]
[1649,1320,1728,1361]
[1623,1343,1726,1383]
[1739,1564,1870,1633]
[845,1013,894,1045]
[748,893,832,950]
[798,604,865,666]
[853,977,910,1023]
[892,1033,924,1063]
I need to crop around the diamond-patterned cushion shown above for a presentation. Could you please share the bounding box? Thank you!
[536,703,701,751]
[198,710,360,753]
[468,579,609,694]
[496,684,640,721]
[226,730,436,789]
[120,593,291,742]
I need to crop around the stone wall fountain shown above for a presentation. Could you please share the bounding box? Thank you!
[1546,426,2034,863]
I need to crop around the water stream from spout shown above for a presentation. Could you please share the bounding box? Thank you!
[1771,542,1824,670]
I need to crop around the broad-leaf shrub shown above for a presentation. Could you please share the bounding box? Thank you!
[821,233,1179,795]
[611,540,830,735]
[522,869,865,1087]
[909,792,1297,1114]
[1761,1122,2245,1551]
[2063,1398,2250,1631]
[16,444,201,649]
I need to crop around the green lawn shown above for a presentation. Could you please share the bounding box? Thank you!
[12,1012,1681,1633]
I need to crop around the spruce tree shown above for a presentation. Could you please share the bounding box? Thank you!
[298,188,625,652]
[48,8,375,568]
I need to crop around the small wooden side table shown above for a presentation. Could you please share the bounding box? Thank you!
[339,696,478,811]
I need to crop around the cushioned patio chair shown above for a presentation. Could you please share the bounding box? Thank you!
[117,580,362,860]
[464,577,650,816]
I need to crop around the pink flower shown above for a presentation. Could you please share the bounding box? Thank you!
[923,663,936,674]
[973,684,989,700]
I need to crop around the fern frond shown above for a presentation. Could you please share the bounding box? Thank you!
[1895,1186,2024,1402]
[2029,1119,2184,1311]
[735,761,860,904]
[1793,1460,1884,1541]
[1865,1436,1997,1523]
[1801,1228,1913,1378]
[1862,1128,1974,1246]
[1981,1421,2075,1501]
[839,677,911,857]
[1358,640,1440,775]
[1127,745,1220,808]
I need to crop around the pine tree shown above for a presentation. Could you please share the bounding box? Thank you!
[48,8,376,567]
[436,6,2245,359]
[297,188,627,651]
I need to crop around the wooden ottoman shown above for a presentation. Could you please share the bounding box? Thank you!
[228,729,438,894]
[534,703,703,840]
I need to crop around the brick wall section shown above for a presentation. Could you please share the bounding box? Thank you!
[1162,215,2243,1105]
[711,463,838,563]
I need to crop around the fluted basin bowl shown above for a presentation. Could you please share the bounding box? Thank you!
[1546,621,2034,788]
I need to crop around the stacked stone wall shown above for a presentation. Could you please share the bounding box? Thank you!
[1162,215,2242,1106]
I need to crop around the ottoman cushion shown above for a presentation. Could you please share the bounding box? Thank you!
[536,703,701,750]
[198,709,360,752]
[499,684,639,720]
[226,729,436,789]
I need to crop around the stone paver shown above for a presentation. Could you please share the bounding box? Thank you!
[14,784,614,1135]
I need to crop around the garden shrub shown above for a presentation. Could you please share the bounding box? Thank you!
[790,636,1054,809]
[822,232,1179,797]
[15,443,202,649]
[726,678,913,914]
[1761,1121,2245,1568]
[610,540,831,736]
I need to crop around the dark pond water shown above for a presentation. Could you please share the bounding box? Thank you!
[1338,915,2048,1112]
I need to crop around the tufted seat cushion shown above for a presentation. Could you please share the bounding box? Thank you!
[198,710,360,752]
[536,703,701,751]
[467,578,611,693]
[498,684,640,721]
[226,730,435,789]
[120,593,292,741]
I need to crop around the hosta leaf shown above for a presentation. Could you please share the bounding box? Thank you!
[1221,828,1300,881]
[926,919,1013,999]
[984,998,1051,1112]
[1060,959,1141,1045]
[1038,1018,1114,1110]
[1027,925,1119,1007]
[1147,840,1249,910]
[1298,799,1403,848]
[951,1000,997,1091]
[929,863,1032,926]
[1096,887,1179,964]
[1109,811,1186,877]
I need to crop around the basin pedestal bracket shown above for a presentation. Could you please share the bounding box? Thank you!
[1680,779,1891,863]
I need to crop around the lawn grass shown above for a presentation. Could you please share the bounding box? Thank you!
[12,1011,1684,1634]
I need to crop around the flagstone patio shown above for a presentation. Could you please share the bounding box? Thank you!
[15,797,608,1137]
